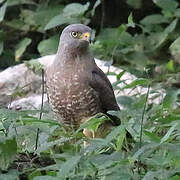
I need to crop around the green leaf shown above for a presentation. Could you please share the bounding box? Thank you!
[163,89,180,109]
[15,38,32,61]
[174,8,180,18]
[143,170,180,180]
[0,170,18,180]
[126,0,142,9]
[63,2,89,17]
[167,175,180,180]
[105,125,123,144]
[116,126,126,151]
[77,113,108,132]
[160,122,178,144]
[116,70,125,80]
[165,19,178,34]
[7,0,35,6]
[44,14,76,30]
[116,96,134,108]
[34,5,64,32]
[132,143,159,160]
[153,0,178,12]
[123,78,150,89]
[144,130,161,143]
[140,14,169,25]
[45,2,89,30]
[57,155,81,179]
[158,114,180,124]
[127,13,135,28]
[37,35,59,56]
[0,137,17,170]
[36,137,69,154]
[170,36,180,58]
[24,59,44,72]
[0,2,7,22]
[126,51,149,67]
[34,176,57,180]
[166,60,174,72]
[20,117,61,126]
[148,32,168,51]
[4,19,30,31]
[29,171,49,180]
[44,3,89,30]
[20,9,36,27]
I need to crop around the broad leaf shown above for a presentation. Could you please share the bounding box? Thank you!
[0,2,7,22]
[166,60,174,72]
[34,5,64,32]
[140,14,169,25]
[45,2,89,30]
[167,175,180,180]
[132,143,159,160]
[0,170,19,180]
[144,130,161,143]
[34,176,57,180]
[63,2,89,17]
[116,126,126,151]
[127,0,142,9]
[165,19,178,34]
[123,78,150,89]
[160,123,178,144]
[24,59,44,72]
[170,36,180,58]
[37,35,59,56]
[57,155,81,179]
[44,14,77,30]
[0,137,17,170]
[153,0,178,12]
[7,0,35,6]
[15,38,32,61]
[163,89,180,109]
[143,169,180,180]
[77,113,109,133]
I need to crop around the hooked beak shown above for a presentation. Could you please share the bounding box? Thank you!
[81,32,91,43]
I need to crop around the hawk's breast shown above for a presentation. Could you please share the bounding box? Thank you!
[46,69,101,128]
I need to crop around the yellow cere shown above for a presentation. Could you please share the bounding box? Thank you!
[83,32,90,38]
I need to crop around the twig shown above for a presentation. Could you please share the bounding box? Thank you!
[139,84,150,149]
[35,69,45,150]
[137,76,150,172]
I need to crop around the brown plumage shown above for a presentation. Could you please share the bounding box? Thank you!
[46,24,120,138]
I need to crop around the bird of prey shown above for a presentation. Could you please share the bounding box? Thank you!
[46,24,120,139]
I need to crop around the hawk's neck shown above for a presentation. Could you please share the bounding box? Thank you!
[54,44,92,68]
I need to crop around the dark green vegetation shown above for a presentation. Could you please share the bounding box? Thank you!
[0,0,180,179]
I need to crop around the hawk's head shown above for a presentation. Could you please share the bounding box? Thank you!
[59,24,92,52]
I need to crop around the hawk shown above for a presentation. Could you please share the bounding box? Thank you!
[46,24,120,139]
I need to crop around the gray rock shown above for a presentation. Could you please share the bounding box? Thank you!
[0,55,165,110]
[0,64,41,107]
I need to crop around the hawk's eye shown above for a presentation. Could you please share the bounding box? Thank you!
[71,31,79,38]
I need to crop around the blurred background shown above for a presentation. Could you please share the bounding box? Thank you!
[0,0,179,83]
[0,1,180,179]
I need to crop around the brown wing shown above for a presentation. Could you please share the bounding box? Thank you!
[89,64,120,125]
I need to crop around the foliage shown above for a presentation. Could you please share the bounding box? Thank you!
[0,0,180,179]
[0,0,180,80]
[0,76,180,179]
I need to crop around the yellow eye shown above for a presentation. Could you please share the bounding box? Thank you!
[71,31,78,38]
